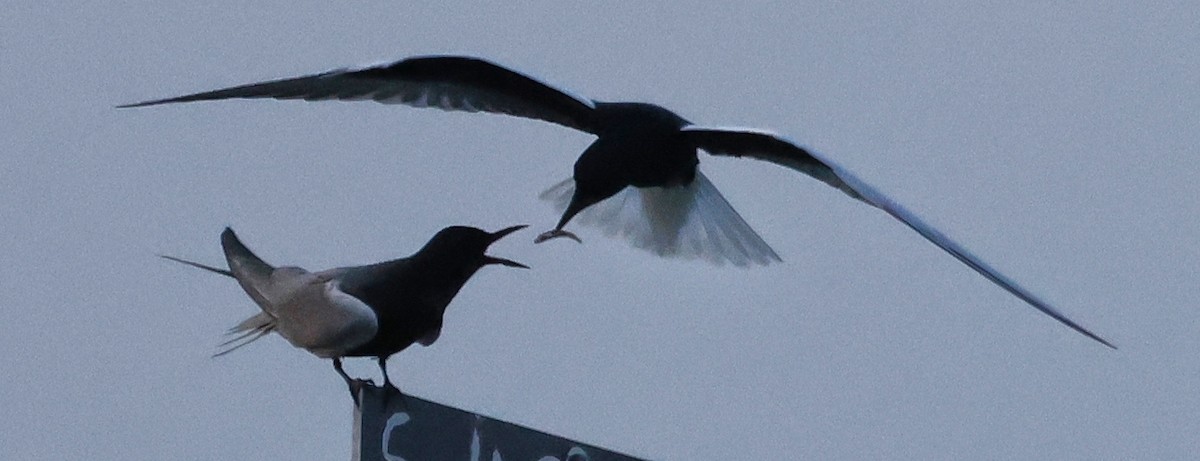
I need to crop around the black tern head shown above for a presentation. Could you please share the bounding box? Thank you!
[421,224,530,270]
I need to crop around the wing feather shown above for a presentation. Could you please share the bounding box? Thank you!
[220,228,280,314]
[119,55,599,133]
[684,126,1113,348]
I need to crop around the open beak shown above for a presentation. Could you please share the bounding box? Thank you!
[485,225,530,269]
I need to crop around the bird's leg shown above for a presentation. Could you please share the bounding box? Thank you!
[378,356,399,393]
[333,358,367,407]
[377,356,408,412]
[535,196,586,244]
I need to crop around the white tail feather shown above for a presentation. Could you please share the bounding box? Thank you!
[213,312,275,357]
[539,171,781,266]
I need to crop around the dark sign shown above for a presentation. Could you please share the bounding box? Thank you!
[353,386,650,461]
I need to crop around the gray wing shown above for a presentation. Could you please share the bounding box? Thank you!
[682,126,1115,348]
[219,230,378,356]
[220,227,281,315]
[119,55,600,133]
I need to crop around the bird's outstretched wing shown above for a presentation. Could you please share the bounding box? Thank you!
[683,126,1114,348]
[119,55,600,133]
[683,127,866,202]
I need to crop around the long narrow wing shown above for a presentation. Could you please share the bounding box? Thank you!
[220,227,281,315]
[683,126,1114,348]
[119,55,599,133]
[158,254,233,277]
[214,232,378,356]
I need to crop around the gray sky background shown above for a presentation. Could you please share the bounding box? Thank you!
[3,2,1197,459]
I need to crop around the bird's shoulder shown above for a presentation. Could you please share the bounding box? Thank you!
[326,258,415,294]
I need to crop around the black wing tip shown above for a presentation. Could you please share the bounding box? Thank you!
[1053,314,1117,350]
[117,94,208,109]
[1084,330,1118,350]
[220,227,244,249]
[115,100,157,109]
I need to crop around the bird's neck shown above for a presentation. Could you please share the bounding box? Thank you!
[409,253,481,289]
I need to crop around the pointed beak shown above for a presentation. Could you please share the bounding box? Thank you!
[489,224,529,243]
[485,224,530,269]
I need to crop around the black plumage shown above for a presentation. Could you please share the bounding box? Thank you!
[163,225,528,401]
[130,55,1113,348]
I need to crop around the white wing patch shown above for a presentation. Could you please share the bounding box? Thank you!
[539,170,781,267]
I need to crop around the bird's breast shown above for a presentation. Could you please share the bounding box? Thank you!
[578,131,698,189]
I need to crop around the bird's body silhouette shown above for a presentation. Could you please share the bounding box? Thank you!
[163,225,528,400]
[127,55,1113,347]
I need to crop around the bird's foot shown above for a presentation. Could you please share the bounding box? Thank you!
[380,381,408,413]
[534,229,582,244]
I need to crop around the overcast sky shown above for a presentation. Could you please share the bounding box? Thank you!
[3,1,1198,459]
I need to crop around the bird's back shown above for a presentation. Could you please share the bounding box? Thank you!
[580,102,698,189]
